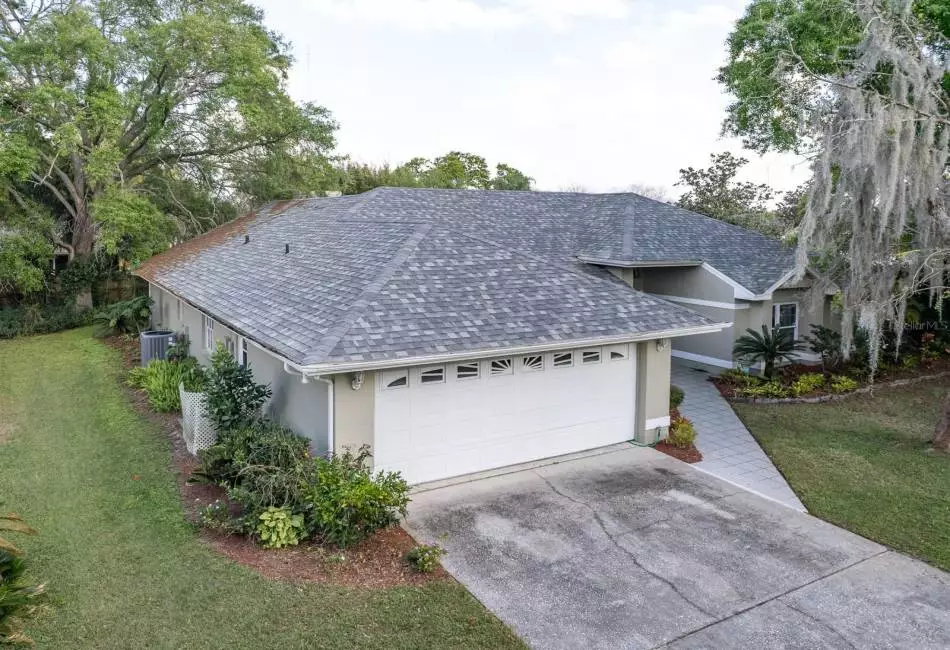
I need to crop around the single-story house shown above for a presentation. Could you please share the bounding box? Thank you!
[136,187,832,484]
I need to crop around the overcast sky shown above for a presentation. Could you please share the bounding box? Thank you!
[254,0,812,196]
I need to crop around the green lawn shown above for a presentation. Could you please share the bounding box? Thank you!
[734,380,950,571]
[0,329,523,650]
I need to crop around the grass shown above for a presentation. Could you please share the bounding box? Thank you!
[734,378,950,571]
[0,329,524,649]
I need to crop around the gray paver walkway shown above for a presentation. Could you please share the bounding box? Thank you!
[671,361,806,511]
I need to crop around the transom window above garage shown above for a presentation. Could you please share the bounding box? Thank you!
[552,351,573,368]
[607,345,628,361]
[419,366,445,385]
[581,349,601,364]
[522,355,543,372]
[456,362,480,380]
[490,358,513,376]
[381,369,409,389]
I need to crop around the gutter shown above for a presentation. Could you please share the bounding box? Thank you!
[576,256,703,269]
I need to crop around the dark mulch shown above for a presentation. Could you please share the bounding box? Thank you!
[654,441,703,463]
[102,335,445,588]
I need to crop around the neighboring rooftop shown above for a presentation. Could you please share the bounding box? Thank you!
[137,187,793,368]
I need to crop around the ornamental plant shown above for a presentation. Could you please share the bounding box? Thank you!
[406,544,446,573]
[204,343,271,432]
[256,507,305,549]
[733,326,805,379]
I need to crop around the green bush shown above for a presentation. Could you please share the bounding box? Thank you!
[0,303,92,339]
[166,332,191,363]
[406,543,446,573]
[127,358,205,412]
[733,325,805,379]
[666,415,697,449]
[304,446,410,548]
[718,368,760,387]
[737,381,791,399]
[204,343,272,432]
[790,372,826,397]
[830,375,859,393]
[256,506,306,549]
[93,295,152,336]
[669,385,684,409]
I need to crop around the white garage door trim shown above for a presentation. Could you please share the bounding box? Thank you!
[373,344,637,484]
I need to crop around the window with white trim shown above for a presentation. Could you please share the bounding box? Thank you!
[773,303,798,340]
[456,362,480,380]
[238,337,248,367]
[522,355,543,372]
[607,345,628,361]
[419,366,445,385]
[553,351,573,368]
[225,336,236,359]
[381,369,409,389]
[581,349,601,364]
[202,315,214,352]
[490,358,513,376]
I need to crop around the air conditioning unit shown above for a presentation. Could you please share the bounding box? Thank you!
[140,330,175,366]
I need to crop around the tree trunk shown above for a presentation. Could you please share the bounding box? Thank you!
[71,204,96,311]
[934,390,950,454]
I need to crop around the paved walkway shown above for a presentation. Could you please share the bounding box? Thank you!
[671,361,806,511]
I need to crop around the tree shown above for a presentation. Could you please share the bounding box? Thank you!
[760,0,950,451]
[337,153,533,194]
[627,183,671,202]
[0,0,336,306]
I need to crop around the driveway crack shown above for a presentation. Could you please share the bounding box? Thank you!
[781,601,858,650]
[535,472,717,620]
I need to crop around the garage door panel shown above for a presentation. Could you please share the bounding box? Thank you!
[374,347,637,484]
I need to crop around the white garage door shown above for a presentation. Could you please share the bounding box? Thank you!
[373,344,637,484]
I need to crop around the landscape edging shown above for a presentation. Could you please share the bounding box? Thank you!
[728,370,950,405]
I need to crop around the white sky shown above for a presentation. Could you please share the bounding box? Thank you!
[254,0,813,196]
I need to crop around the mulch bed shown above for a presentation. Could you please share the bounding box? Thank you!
[102,335,446,588]
[654,441,703,463]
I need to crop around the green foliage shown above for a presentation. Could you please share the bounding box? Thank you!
[790,372,826,397]
[733,325,805,379]
[0,303,91,339]
[304,446,410,548]
[737,381,791,399]
[128,358,205,412]
[166,333,191,363]
[666,415,697,449]
[198,500,232,531]
[830,375,859,393]
[718,367,761,387]
[0,549,46,646]
[338,153,533,194]
[256,506,305,549]
[669,385,684,409]
[804,324,844,371]
[204,343,271,432]
[92,188,175,264]
[0,223,54,295]
[406,544,446,573]
[92,296,152,336]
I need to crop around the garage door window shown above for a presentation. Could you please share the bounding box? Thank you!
[581,349,601,364]
[382,369,409,389]
[490,358,513,376]
[553,352,573,368]
[419,366,445,385]
[607,345,628,361]
[456,362,480,380]
[522,355,543,372]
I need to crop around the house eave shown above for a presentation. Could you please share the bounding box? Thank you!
[576,255,703,269]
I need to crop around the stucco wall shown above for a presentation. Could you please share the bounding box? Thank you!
[638,265,735,302]
[333,371,375,457]
[636,340,671,442]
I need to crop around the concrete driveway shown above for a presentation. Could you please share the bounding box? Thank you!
[405,446,950,650]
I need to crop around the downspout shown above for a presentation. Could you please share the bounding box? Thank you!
[283,363,335,455]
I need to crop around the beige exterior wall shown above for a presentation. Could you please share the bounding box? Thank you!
[635,340,672,443]
[333,371,376,457]
[638,265,734,302]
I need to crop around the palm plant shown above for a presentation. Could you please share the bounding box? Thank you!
[733,325,805,379]
[0,514,35,555]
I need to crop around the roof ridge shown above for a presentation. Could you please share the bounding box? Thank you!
[303,222,434,365]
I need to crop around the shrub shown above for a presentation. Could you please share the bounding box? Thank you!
[790,372,826,397]
[803,324,844,371]
[0,550,46,646]
[204,343,272,432]
[737,381,791,399]
[406,544,446,573]
[830,375,859,393]
[127,358,205,412]
[666,414,696,449]
[256,506,306,549]
[0,303,92,339]
[303,446,410,548]
[733,326,805,379]
[166,332,191,363]
[669,385,684,409]
[719,367,760,387]
[93,295,152,336]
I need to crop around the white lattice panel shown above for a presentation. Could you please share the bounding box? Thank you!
[179,384,217,455]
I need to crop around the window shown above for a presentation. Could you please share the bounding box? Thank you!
[381,369,408,389]
[522,355,543,372]
[238,337,248,367]
[176,299,183,322]
[456,362,480,380]
[202,315,214,352]
[490,358,513,376]
[607,345,628,361]
[773,303,798,340]
[419,366,445,384]
[224,336,236,359]
[581,349,601,364]
[553,352,573,368]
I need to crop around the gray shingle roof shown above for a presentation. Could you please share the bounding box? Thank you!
[138,187,773,368]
